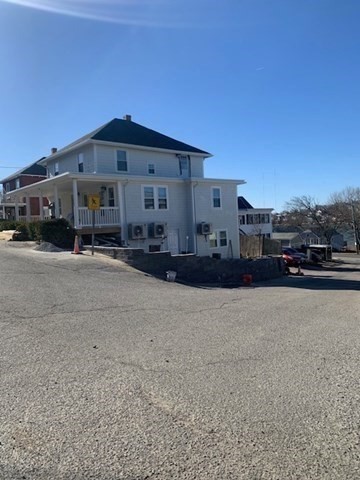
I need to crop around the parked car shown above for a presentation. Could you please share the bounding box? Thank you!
[282,247,306,263]
[282,253,300,268]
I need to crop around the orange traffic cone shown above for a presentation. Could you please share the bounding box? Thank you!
[71,235,82,255]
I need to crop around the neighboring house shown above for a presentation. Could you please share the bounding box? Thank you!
[238,196,273,238]
[299,229,320,246]
[272,232,303,248]
[4,115,245,258]
[0,159,49,220]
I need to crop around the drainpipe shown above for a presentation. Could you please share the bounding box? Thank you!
[72,179,79,228]
[191,181,198,254]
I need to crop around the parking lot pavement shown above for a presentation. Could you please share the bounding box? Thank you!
[1,242,360,479]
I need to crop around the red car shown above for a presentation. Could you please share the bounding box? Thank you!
[282,253,300,268]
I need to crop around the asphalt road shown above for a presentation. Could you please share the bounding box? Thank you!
[1,243,360,480]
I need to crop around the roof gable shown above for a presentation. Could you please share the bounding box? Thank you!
[1,158,46,184]
[237,196,254,209]
[91,118,210,154]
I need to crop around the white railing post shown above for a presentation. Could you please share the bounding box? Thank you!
[72,179,79,228]
[25,194,31,222]
[54,185,60,218]
[15,197,19,221]
[39,192,44,220]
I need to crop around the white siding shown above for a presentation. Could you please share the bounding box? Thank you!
[124,181,193,253]
[194,182,240,258]
[95,145,205,178]
[47,145,94,175]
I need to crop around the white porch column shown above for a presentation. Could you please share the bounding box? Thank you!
[25,194,31,222]
[15,197,19,221]
[54,185,60,218]
[39,192,44,220]
[2,204,5,219]
[72,179,79,228]
[117,181,126,243]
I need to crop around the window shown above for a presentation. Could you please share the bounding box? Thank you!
[212,187,221,208]
[78,153,84,173]
[253,214,260,224]
[54,162,59,176]
[158,187,168,209]
[5,183,10,193]
[239,215,246,225]
[209,229,228,248]
[178,155,189,176]
[144,186,155,209]
[108,187,115,207]
[15,179,20,189]
[247,214,253,224]
[143,186,168,210]
[148,163,155,175]
[116,150,128,172]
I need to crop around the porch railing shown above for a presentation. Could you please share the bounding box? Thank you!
[78,207,120,228]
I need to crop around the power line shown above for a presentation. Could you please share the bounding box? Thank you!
[0,166,22,169]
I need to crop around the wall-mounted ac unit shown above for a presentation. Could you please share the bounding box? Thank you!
[128,223,148,240]
[197,222,213,235]
[149,222,167,238]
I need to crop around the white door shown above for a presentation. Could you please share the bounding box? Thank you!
[167,229,179,255]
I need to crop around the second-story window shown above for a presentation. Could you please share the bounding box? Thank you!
[55,162,59,176]
[148,163,155,175]
[78,153,84,173]
[5,182,10,192]
[116,150,128,172]
[212,187,221,208]
[178,155,189,176]
[15,179,20,189]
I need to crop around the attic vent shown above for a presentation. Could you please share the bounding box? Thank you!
[123,114,132,121]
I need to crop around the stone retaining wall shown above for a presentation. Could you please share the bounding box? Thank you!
[89,246,285,284]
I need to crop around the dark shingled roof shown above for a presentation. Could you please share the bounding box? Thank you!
[88,118,210,154]
[237,196,254,209]
[21,160,47,176]
[1,158,46,183]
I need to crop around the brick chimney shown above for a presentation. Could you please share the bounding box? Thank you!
[51,147,57,154]
[123,114,132,121]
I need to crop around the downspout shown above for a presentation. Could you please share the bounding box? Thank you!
[191,181,198,254]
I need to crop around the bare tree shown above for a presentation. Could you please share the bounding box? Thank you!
[328,187,360,254]
[284,195,341,243]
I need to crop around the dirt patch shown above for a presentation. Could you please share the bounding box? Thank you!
[0,230,15,241]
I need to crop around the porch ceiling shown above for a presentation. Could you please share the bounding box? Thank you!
[4,173,123,199]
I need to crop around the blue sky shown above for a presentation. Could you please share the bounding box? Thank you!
[0,0,360,211]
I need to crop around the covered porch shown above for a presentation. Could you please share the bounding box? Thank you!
[4,173,127,233]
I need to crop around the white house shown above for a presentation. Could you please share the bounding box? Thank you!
[5,115,245,258]
[238,196,273,238]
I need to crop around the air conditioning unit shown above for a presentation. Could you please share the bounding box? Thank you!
[197,222,213,235]
[128,223,148,240]
[149,222,167,238]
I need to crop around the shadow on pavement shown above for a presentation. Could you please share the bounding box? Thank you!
[262,275,360,291]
